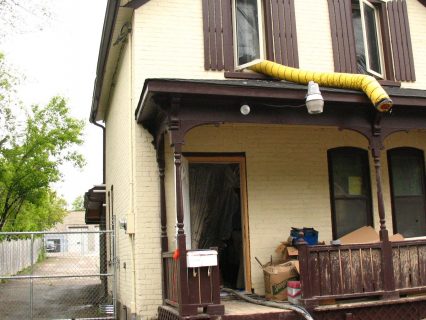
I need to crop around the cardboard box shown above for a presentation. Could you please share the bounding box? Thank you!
[275,242,298,261]
[338,226,405,244]
[263,260,299,301]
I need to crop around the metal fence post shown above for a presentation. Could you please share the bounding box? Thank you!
[112,215,117,319]
[30,233,34,320]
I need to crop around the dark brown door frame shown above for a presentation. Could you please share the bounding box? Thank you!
[183,153,252,292]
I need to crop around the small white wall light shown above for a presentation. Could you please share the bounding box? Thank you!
[240,104,251,115]
[306,81,324,114]
[119,218,127,231]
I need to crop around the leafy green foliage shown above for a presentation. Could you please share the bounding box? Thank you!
[0,53,85,231]
[71,195,84,211]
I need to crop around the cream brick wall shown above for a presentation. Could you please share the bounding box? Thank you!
[104,42,136,314]
[404,0,426,89]
[129,0,426,92]
[102,1,426,318]
[159,124,426,295]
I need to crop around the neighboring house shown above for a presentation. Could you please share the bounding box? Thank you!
[45,210,100,255]
[88,0,426,319]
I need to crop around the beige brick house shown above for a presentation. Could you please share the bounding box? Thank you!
[88,1,426,319]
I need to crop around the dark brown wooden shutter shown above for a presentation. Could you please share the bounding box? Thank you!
[387,0,416,81]
[327,0,357,73]
[264,0,299,67]
[202,0,234,71]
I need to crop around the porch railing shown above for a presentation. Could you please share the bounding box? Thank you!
[392,239,426,294]
[161,248,224,316]
[298,238,426,307]
[162,252,179,305]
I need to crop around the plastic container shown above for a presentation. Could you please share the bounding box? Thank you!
[290,227,319,245]
[287,280,301,304]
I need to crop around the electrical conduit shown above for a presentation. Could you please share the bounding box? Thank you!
[248,60,393,112]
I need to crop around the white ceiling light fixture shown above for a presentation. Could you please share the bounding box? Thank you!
[305,81,324,114]
[240,104,251,115]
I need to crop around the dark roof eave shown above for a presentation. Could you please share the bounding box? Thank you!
[90,0,121,123]
[135,78,426,124]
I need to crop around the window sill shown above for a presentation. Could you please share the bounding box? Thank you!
[378,80,401,87]
[224,71,274,80]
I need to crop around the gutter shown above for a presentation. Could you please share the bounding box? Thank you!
[90,0,120,123]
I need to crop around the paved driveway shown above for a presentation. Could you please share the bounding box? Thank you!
[0,255,111,319]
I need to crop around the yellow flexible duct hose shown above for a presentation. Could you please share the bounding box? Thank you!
[248,60,393,112]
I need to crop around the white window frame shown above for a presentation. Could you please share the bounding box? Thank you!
[232,0,266,70]
[359,0,385,78]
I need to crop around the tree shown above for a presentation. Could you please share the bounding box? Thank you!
[0,54,85,231]
[0,0,52,40]
[71,195,84,211]
[1,191,67,232]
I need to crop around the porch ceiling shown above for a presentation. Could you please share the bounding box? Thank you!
[135,78,426,144]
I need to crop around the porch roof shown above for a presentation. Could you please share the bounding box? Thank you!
[135,78,426,143]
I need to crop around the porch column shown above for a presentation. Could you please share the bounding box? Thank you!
[173,142,196,315]
[156,136,168,253]
[369,139,389,241]
[370,137,397,298]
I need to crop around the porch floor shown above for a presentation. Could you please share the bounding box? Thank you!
[159,294,426,320]
[222,299,295,316]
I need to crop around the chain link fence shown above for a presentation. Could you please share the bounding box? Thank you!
[0,230,116,320]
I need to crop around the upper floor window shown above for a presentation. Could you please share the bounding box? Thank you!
[352,0,384,78]
[233,0,265,68]
[387,148,426,237]
[202,0,298,73]
[328,0,415,82]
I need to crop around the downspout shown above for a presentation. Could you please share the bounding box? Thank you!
[92,120,106,185]
[248,60,393,112]
[128,29,138,318]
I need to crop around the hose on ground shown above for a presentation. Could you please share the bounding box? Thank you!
[221,288,314,320]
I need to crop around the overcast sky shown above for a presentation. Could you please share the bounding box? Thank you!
[1,0,107,207]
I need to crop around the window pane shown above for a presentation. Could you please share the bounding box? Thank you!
[335,199,369,238]
[236,0,260,65]
[389,152,423,196]
[363,3,382,75]
[394,197,426,237]
[352,1,367,74]
[332,152,368,197]
[388,149,426,237]
[329,148,373,239]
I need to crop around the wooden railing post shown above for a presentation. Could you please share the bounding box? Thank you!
[173,145,197,316]
[296,238,318,309]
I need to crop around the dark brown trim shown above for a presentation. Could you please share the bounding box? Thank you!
[419,0,426,6]
[387,0,416,82]
[222,0,234,71]
[267,0,299,67]
[123,0,150,9]
[90,0,120,122]
[183,152,245,158]
[202,0,233,71]
[378,1,395,81]
[224,71,273,80]
[264,0,275,61]
[378,80,401,87]
[328,0,357,73]
[157,136,168,253]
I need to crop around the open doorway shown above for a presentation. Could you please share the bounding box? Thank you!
[185,155,250,291]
